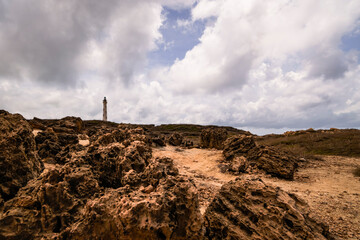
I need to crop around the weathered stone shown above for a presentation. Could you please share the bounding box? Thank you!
[248,145,299,180]
[200,128,228,150]
[168,133,184,146]
[223,135,256,160]
[204,177,334,240]
[222,135,298,179]
[0,110,43,201]
[150,133,166,147]
[63,157,203,240]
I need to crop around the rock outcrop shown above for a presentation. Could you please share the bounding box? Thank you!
[200,128,228,150]
[167,133,184,146]
[28,116,84,134]
[35,127,81,164]
[65,157,203,240]
[0,125,203,239]
[223,135,255,159]
[204,177,334,240]
[149,133,166,147]
[0,110,43,201]
[0,112,336,239]
[222,135,298,179]
[248,145,299,180]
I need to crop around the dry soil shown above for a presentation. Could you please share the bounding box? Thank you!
[153,146,360,239]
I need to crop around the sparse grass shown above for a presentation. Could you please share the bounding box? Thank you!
[257,129,360,157]
[353,167,360,177]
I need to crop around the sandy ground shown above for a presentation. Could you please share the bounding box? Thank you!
[153,146,360,239]
[263,155,360,239]
[32,129,42,136]
[153,146,236,214]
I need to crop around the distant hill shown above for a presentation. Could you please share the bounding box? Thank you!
[257,128,360,157]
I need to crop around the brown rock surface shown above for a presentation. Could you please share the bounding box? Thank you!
[223,135,298,179]
[28,116,84,134]
[223,135,256,160]
[248,145,299,180]
[168,133,184,146]
[64,157,203,240]
[200,128,228,150]
[35,127,81,164]
[0,126,203,239]
[204,177,334,240]
[0,110,43,201]
[149,133,166,147]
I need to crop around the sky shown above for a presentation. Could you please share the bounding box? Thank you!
[0,0,360,135]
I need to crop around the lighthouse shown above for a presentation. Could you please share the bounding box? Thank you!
[103,97,107,121]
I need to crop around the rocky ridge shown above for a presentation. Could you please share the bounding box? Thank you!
[0,111,336,239]
[0,110,43,202]
[204,177,334,240]
[222,135,299,179]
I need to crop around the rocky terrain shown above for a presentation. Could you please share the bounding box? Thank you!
[0,110,359,239]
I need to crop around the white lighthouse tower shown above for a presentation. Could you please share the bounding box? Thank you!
[103,97,107,121]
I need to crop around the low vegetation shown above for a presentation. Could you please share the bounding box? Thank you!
[257,129,360,158]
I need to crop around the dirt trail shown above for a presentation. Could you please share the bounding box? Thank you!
[263,155,360,239]
[153,146,360,239]
[153,146,236,213]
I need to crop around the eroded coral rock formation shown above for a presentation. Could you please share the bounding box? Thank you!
[29,116,84,134]
[35,127,81,163]
[0,121,203,239]
[204,177,334,240]
[223,135,298,179]
[0,110,43,201]
[200,128,228,150]
[167,133,184,146]
[0,111,335,239]
[65,157,203,240]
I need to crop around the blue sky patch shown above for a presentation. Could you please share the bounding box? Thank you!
[148,7,206,67]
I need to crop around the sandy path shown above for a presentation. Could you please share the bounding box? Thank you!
[263,155,360,239]
[153,146,236,214]
[153,146,360,239]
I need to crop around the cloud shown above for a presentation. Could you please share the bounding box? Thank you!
[0,0,162,86]
[191,0,221,21]
[160,0,197,10]
[158,0,360,93]
[1,0,360,135]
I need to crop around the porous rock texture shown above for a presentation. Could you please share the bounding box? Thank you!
[200,128,228,150]
[0,124,203,239]
[223,135,298,179]
[29,116,84,134]
[0,110,43,201]
[167,133,184,146]
[149,133,166,147]
[204,177,334,240]
[35,127,81,164]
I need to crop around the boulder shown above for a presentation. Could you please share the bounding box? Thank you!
[64,157,203,240]
[60,116,84,133]
[35,128,61,159]
[168,133,184,146]
[204,177,334,240]
[35,128,80,163]
[0,163,100,239]
[248,145,299,180]
[0,110,43,201]
[28,117,47,130]
[200,128,228,150]
[150,133,166,147]
[222,135,298,179]
[0,127,203,239]
[223,135,256,160]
